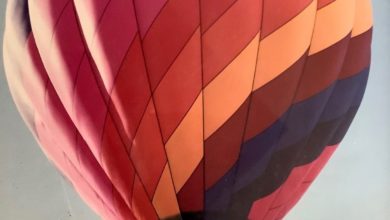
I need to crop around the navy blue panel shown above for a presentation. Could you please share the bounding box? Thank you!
[276,85,335,151]
[234,116,286,191]
[322,68,369,122]
[204,169,235,213]
[204,68,369,219]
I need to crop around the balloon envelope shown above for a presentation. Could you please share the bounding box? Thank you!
[3,0,373,219]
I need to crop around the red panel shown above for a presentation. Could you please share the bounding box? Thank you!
[263,207,282,220]
[269,163,315,210]
[142,0,200,90]
[23,36,134,220]
[73,57,108,156]
[262,0,312,38]
[318,0,337,9]
[202,0,262,85]
[132,176,159,220]
[276,145,337,218]
[111,184,136,220]
[42,2,87,106]
[86,0,138,91]
[101,116,136,208]
[248,188,281,220]
[130,102,167,198]
[110,35,151,144]
[200,0,236,32]
[153,29,202,142]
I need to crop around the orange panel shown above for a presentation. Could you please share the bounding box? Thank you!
[309,0,355,55]
[253,1,316,90]
[352,0,373,37]
[165,94,203,191]
[152,164,181,219]
[204,33,260,138]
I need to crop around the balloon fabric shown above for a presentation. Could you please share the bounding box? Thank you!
[3,0,372,219]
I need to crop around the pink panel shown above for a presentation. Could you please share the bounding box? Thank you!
[249,145,338,219]
[134,0,168,37]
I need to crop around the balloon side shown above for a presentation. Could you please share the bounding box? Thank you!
[3,0,372,219]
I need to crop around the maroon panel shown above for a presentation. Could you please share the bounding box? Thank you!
[205,99,250,189]
[177,161,204,212]
[339,29,372,79]
[294,35,351,103]
[244,55,306,141]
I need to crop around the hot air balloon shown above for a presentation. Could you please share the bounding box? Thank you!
[3,0,373,219]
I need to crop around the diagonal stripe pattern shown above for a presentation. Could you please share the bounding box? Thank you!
[3,0,373,219]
